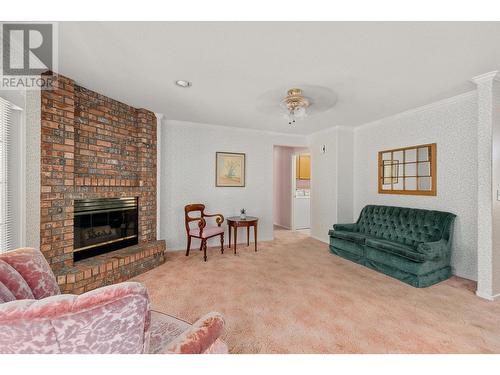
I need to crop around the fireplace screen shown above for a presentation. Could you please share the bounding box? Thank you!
[74,197,138,261]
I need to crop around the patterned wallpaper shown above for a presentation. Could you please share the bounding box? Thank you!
[353,92,478,280]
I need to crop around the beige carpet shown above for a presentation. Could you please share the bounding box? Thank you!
[132,228,500,353]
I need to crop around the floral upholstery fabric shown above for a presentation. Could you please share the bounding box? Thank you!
[0,247,228,354]
[204,338,230,354]
[149,311,228,354]
[0,247,60,299]
[0,282,151,354]
[0,260,35,300]
[149,310,191,354]
[0,281,16,303]
[164,312,226,354]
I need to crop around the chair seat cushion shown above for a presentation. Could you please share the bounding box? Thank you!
[365,238,426,263]
[189,226,224,238]
[331,230,367,244]
[149,310,191,354]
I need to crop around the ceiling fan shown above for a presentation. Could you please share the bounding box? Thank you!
[257,85,337,125]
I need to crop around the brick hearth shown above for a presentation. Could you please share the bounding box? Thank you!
[40,73,165,294]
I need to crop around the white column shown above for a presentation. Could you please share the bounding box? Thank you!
[473,71,500,300]
[25,88,41,249]
[155,113,164,241]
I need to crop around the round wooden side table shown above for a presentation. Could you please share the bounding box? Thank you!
[226,216,258,254]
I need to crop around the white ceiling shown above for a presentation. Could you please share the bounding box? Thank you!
[58,22,500,135]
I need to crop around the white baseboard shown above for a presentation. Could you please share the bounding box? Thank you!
[311,235,329,244]
[273,223,291,230]
[167,236,274,252]
[475,290,500,301]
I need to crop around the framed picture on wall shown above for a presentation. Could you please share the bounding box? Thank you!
[216,152,246,187]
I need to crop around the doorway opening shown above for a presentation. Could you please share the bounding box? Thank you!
[273,145,311,237]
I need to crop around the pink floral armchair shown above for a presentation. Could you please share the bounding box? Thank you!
[0,247,228,354]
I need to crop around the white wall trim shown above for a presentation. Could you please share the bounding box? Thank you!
[354,90,477,131]
[24,89,41,249]
[471,71,500,84]
[309,124,344,137]
[168,119,307,139]
[290,151,296,231]
[155,113,164,241]
[475,290,500,301]
[311,234,329,244]
[307,91,477,137]
[474,77,495,298]
[273,223,291,230]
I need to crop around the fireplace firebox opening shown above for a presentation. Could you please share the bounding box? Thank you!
[73,197,138,262]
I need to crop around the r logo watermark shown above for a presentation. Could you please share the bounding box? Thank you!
[0,22,57,90]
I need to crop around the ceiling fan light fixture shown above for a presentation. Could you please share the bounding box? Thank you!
[281,88,310,125]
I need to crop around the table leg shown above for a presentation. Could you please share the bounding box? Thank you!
[228,225,231,249]
[254,223,258,252]
[247,226,250,246]
[234,226,237,254]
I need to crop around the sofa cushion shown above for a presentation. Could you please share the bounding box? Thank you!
[415,240,449,261]
[356,205,454,248]
[0,260,35,300]
[0,247,60,299]
[365,246,451,277]
[0,281,15,304]
[365,237,426,263]
[0,282,151,354]
[331,230,367,244]
[332,223,357,232]
[330,236,365,259]
[328,205,456,287]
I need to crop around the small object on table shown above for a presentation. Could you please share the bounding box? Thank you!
[240,208,246,220]
[227,216,258,254]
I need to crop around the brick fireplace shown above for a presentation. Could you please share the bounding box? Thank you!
[40,73,166,294]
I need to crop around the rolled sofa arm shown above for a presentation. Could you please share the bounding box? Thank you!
[164,311,225,354]
[332,223,357,232]
[416,239,449,261]
[0,282,151,354]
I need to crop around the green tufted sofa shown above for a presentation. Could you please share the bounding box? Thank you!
[328,205,456,287]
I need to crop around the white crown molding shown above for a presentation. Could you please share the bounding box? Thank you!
[308,124,352,137]
[167,118,308,139]
[353,90,477,131]
[471,71,500,85]
[308,90,477,136]
[336,125,354,132]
